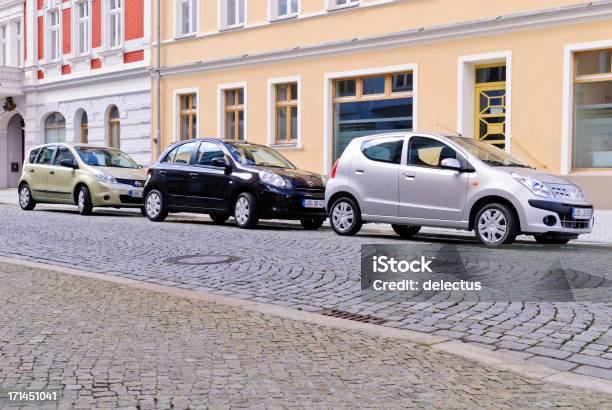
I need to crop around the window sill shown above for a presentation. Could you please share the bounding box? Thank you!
[175,32,197,40]
[219,23,245,32]
[269,14,298,23]
[327,3,360,12]
[269,143,302,150]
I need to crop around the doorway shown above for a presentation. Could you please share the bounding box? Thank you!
[474,63,507,149]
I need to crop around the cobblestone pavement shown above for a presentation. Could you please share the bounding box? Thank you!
[1,264,611,409]
[0,205,611,382]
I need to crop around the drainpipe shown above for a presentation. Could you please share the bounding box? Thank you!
[155,0,161,158]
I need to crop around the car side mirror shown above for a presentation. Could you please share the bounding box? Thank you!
[60,158,78,169]
[440,158,462,171]
[211,157,231,173]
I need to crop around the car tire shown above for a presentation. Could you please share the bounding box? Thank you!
[144,189,168,222]
[474,202,518,246]
[330,197,362,236]
[77,186,93,215]
[210,213,230,224]
[18,184,36,211]
[234,192,259,229]
[534,235,571,245]
[300,216,326,230]
[392,224,421,238]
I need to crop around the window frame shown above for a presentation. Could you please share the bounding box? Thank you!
[80,111,89,143]
[218,82,247,142]
[44,113,67,144]
[179,93,198,141]
[74,0,91,56]
[332,71,414,103]
[176,0,198,38]
[327,0,360,12]
[107,106,121,149]
[0,24,7,66]
[268,78,301,147]
[219,0,245,30]
[224,88,245,141]
[48,8,61,62]
[108,0,123,49]
[270,0,299,21]
[15,19,22,67]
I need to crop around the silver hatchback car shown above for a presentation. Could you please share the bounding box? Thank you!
[325,133,594,246]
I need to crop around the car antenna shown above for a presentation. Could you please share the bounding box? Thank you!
[435,123,463,137]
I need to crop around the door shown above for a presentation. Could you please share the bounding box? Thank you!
[350,136,404,217]
[399,136,469,221]
[46,145,77,203]
[186,141,231,210]
[29,145,57,201]
[162,141,199,207]
[474,63,506,149]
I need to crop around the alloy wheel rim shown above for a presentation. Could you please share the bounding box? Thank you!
[78,191,85,212]
[235,197,250,225]
[332,201,354,232]
[477,208,507,244]
[19,187,30,208]
[146,192,161,218]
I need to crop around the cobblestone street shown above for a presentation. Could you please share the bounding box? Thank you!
[1,263,611,408]
[0,204,611,384]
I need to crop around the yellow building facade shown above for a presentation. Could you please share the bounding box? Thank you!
[152,0,612,208]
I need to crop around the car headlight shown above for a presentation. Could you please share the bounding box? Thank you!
[94,171,118,184]
[259,170,286,188]
[512,173,554,198]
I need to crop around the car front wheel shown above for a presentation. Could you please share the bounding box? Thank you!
[330,197,362,236]
[234,192,259,229]
[77,186,93,215]
[19,184,36,211]
[144,189,168,222]
[474,203,518,246]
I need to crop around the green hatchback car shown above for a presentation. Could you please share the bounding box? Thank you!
[18,143,147,215]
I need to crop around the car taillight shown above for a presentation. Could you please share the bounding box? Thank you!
[330,159,340,179]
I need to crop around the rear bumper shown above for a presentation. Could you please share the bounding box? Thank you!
[259,189,327,219]
[523,199,594,235]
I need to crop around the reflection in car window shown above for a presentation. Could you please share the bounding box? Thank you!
[448,136,530,168]
[196,142,225,166]
[53,146,75,166]
[75,147,140,169]
[225,143,295,169]
[29,148,40,163]
[173,142,198,165]
[408,137,457,168]
[36,146,56,165]
[161,146,178,163]
[361,138,403,164]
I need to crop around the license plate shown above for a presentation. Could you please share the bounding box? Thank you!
[571,207,592,220]
[129,190,143,198]
[303,199,326,208]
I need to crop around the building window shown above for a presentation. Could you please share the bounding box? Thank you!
[179,93,197,140]
[224,88,244,140]
[0,25,6,66]
[332,71,414,160]
[109,0,122,48]
[573,49,612,170]
[178,0,197,36]
[328,0,359,11]
[49,9,61,61]
[274,83,298,144]
[76,1,90,55]
[220,0,245,29]
[108,106,120,148]
[16,21,22,66]
[271,0,298,20]
[80,111,89,143]
[44,112,66,143]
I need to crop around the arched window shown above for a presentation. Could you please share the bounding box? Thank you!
[80,111,88,143]
[108,105,120,148]
[44,112,66,143]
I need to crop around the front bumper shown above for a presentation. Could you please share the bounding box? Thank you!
[91,182,144,207]
[259,188,327,219]
[523,199,594,235]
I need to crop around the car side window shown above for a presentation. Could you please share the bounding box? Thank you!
[36,146,56,165]
[196,142,225,166]
[173,142,199,165]
[53,146,75,166]
[361,137,403,164]
[407,137,457,168]
[29,148,41,163]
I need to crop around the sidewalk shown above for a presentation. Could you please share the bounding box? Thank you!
[1,262,610,409]
[3,188,610,244]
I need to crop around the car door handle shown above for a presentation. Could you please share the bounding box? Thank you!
[355,169,364,175]
[49,170,55,175]
[189,173,198,178]
[402,172,415,180]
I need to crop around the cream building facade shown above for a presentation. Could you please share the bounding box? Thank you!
[153,0,612,208]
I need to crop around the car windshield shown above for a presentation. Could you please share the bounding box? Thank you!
[76,147,141,169]
[448,137,532,168]
[225,143,295,169]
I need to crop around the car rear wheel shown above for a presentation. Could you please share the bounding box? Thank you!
[234,192,259,229]
[392,224,421,238]
[330,197,362,236]
[210,213,230,224]
[300,216,326,230]
[77,186,93,215]
[19,184,36,211]
[145,189,168,222]
[474,203,518,246]
[534,234,571,245]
